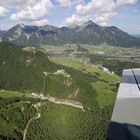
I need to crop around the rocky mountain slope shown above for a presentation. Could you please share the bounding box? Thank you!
[2,20,140,47]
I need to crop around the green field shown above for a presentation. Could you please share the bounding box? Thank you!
[0,90,24,98]
[41,44,133,55]
[50,57,119,107]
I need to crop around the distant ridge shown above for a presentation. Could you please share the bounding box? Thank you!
[132,34,140,38]
[0,30,6,37]
[1,20,140,47]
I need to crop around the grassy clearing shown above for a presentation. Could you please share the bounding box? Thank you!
[0,90,24,98]
[91,81,116,107]
[49,57,120,107]
[50,57,119,80]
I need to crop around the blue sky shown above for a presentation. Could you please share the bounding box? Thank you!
[0,0,140,34]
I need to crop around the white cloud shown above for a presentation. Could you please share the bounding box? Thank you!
[66,14,89,26]
[65,0,138,26]
[56,0,84,8]
[10,0,53,22]
[57,0,72,8]
[0,0,37,9]
[0,6,8,18]
[0,0,53,23]
[116,0,138,7]
[31,19,49,26]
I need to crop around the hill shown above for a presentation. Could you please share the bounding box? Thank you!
[0,42,119,139]
[0,42,80,100]
[2,20,140,47]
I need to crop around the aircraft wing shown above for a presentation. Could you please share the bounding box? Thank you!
[107,69,140,140]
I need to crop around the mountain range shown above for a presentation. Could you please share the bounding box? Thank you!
[1,20,140,47]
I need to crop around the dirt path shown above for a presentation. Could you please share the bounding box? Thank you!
[29,93,85,112]
[23,103,41,140]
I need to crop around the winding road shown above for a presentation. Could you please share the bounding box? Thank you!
[29,93,85,112]
[23,103,41,140]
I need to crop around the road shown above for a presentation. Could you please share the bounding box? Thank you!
[23,103,41,140]
[29,93,85,112]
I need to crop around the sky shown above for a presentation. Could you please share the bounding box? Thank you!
[0,0,140,34]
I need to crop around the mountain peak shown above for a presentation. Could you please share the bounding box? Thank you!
[83,20,99,27]
[86,20,94,24]
[41,24,58,31]
[16,23,25,29]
